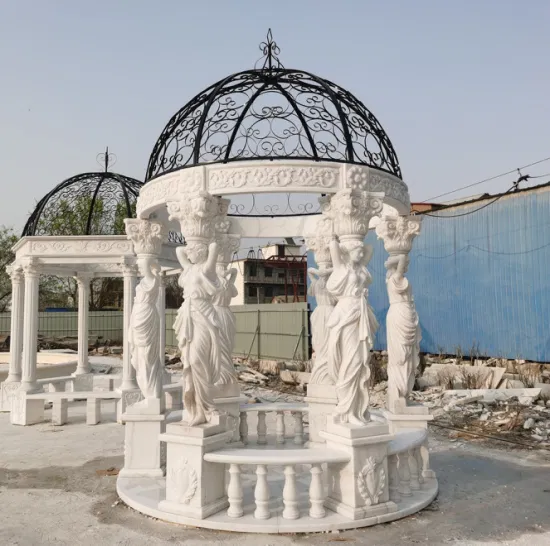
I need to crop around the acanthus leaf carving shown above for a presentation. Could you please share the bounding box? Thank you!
[124,219,167,256]
[375,215,422,255]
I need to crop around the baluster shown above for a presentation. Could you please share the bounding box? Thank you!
[397,452,412,497]
[309,464,326,518]
[227,464,244,518]
[388,454,401,502]
[292,411,304,445]
[257,411,267,445]
[239,411,248,445]
[254,465,271,519]
[276,411,286,444]
[415,447,424,486]
[408,448,420,490]
[282,465,300,519]
[420,440,435,478]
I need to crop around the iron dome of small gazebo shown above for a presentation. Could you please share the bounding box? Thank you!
[22,149,143,237]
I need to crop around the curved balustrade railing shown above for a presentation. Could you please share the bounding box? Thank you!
[238,402,309,445]
[204,448,349,520]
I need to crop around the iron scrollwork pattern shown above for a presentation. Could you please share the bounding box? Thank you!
[146,32,402,182]
[22,172,143,237]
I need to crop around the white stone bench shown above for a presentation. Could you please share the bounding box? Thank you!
[26,391,122,425]
[204,447,350,520]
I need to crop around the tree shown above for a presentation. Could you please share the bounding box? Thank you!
[32,195,135,310]
[0,226,19,312]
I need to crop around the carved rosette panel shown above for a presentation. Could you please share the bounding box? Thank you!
[375,215,422,255]
[124,219,167,256]
[357,457,386,506]
[330,190,384,239]
[347,166,410,210]
[167,192,219,242]
[168,458,198,505]
[208,165,339,191]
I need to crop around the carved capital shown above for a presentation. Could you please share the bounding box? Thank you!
[121,263,139,277]
[215,233,241,265]
[74,273,93,288]
[22,258,40,279]
[167,191,218,242]
[330,190,384,239]
[305,196,334,265]
[375,215,422,255]
[124,218,166,256]
[6,264,24,284]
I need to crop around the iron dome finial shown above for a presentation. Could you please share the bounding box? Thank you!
[96,146,117,172]
[258,28,283,71]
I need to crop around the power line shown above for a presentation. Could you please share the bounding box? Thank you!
[420,155,550,203]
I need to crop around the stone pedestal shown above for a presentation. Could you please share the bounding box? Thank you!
[0,381,21,412]
[71,372,94,392]
[116,388,144,423]
[305,383,337,445]
[119,398,165,478]
[380,403,435,479]
[10,391,44,426]
[320,418,397,520]
[211,384,242,443]
[159,414,231,519]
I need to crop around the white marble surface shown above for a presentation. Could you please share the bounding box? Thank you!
[117,473,438,533]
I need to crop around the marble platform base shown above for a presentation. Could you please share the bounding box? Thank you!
[0,381,20,412]
[117,472,438,533]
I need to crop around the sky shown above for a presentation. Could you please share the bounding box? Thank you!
[1,0,550,233]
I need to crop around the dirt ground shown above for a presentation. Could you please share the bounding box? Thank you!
[1,403,550,546]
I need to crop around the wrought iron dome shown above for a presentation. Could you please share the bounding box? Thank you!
[146,30,402,181]
[22,149,143,237]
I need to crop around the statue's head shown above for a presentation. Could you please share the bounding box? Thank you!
[185,241,208,264]
[136,255,160,278]
[385,253,409,278]
[340,239,365,265]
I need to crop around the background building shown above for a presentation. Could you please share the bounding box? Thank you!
[232,239,307,305]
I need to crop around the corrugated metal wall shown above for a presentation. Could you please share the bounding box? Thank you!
[308,185,550,362]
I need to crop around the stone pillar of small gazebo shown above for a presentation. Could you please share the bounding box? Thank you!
[0,264,25,411]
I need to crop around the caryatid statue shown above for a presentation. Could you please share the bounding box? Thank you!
[124,219,167,405]
[376,215,422,413]
[169,193,225,426]
[213,198,240,386]
[325,190,383,425]
[305,197,337,386]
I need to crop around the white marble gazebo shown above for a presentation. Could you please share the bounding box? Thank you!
[115,33,438,533]
[0,167,180,424]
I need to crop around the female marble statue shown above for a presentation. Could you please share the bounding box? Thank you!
[326,238,378,424]
[213,265,238,385]
[385,253,421,410]
[129,256,162,400]
[308,265,336,385]
[174,241,221,425]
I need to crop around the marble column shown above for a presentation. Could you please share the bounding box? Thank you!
[121,263,139,391]
[6,264,24,382]
[20,260,40,393]
[74,274,92,375]
[375,215,422,414]
[157,272,166,368]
